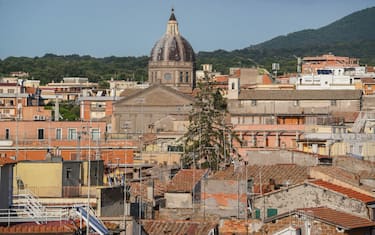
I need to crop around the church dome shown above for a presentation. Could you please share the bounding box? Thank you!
[150,9,195,63]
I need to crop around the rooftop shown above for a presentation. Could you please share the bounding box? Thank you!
[141,219,217,235]
[167,169,208,193]
[211,164,309,186]
[310,179,375,203]
[296,207,375,230]
[0,157,16,166]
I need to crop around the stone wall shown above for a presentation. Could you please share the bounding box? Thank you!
[260,216,353,235]
[253,183,369,220]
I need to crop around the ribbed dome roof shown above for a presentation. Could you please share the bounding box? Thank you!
[150,9,195,63]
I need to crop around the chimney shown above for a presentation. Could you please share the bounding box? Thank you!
[147,179,155,204]
[54,96,59,121]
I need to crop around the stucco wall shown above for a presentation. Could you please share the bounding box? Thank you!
[14,162,62,197]
[202,179,247,219]
[165,192,192,208]
[245,150,317,166]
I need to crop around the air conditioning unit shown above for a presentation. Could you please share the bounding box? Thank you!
[33,115,39,120]
[39,116,46,121]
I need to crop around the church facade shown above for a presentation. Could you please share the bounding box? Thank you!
[111,9,196,138]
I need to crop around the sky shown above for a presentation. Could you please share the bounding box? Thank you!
[0,0,374,59]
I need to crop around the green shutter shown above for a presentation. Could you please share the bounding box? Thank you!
[255,208,261,219]
[267,208,278,217]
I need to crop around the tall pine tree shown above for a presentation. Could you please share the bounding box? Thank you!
[181,80,240,171]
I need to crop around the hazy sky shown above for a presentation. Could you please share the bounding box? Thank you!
[0,0,374,59]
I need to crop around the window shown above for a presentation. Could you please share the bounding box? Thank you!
[38,129,44,140]
[91,128,100,141]
[8,89,15,94]
[56,128,62,140]
[331,100,337,106]
[5,128,10,140]
[267,208,278,218]
[294,100,299,106]
[231,82,235,90]
[251,100,257,106]
[179,72,183,82]
[68,128,77,140]
[66,168,72,179]
[164,73,172,81]
[185,72,189,83]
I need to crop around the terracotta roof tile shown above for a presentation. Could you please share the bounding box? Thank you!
[0,221,76,233]
[310,179,375,203]
[167,169,208,193]
[0,157,16,166]
[310,166,374,194]
[219,219,261,234]
[141,219,218,235]
[361,77,375,83]
[331,111,359,123]
[130,179,167,200]
[211,165,309,185]
[297,207,375,229]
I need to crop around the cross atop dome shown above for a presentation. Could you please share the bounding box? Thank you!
[169,8,176,21]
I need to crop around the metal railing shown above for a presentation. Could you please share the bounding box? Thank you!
[0,207,70,226]
[10,188,71,224]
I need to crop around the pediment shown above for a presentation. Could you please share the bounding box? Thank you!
[115,85,194,107]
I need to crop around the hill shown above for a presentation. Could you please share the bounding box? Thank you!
[254,7,375,49]
[1,7,374,81]
[197,7,375,74]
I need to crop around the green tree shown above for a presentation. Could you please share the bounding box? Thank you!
[58,102,80,121]
[181,80,240,171]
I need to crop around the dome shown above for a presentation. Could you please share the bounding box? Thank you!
[148,9,196,89]
[150,9,195,63]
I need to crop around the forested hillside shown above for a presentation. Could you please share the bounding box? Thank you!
[1,7,374,83]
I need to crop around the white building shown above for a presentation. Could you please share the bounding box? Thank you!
[293,68,358,90]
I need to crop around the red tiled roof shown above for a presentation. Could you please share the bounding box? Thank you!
[219,219,261,234]
[130,179,167,200]
[211,164,309,185]
[310,179,375,203]
[167,169,208,193]
[213,75,228,83]
[361,77,375,83]
[297,207,375,229]
[0,157,16,166]
[141,219,217,235]
[0,221,76,233]
[331,111,359,123]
